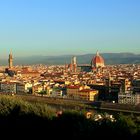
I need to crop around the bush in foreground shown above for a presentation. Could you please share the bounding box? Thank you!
[0,95,56,119]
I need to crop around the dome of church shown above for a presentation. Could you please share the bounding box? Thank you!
[91,51,105,68]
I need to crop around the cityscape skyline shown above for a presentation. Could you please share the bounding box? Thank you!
[0,0,140,136]
[0,0,140,58]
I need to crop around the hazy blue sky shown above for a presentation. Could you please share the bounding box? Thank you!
[0,0,140,58]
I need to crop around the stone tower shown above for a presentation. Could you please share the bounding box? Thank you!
[8,51,13,68]
[72,56,77,72]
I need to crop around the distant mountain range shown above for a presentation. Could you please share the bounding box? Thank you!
[0,53,140,65]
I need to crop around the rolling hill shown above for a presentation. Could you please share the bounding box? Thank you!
[0,53,140,65]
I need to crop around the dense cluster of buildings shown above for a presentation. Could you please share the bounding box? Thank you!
[0,51,140,105]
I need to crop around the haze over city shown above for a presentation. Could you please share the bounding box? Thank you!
[0,0,140,58]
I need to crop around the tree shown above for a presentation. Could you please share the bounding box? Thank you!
[115,113,137,136]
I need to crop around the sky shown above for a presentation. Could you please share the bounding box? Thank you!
[0,0,140,58]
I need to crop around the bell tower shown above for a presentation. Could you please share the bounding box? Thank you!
[8,51,13,68]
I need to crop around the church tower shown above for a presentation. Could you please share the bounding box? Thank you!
[8,51,13,68]
[72,56,77,72]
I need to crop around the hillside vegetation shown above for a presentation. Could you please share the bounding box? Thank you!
[0,95,140,138]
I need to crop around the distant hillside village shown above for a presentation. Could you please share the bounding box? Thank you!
[0,51,140,105]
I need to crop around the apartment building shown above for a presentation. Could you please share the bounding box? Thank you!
[16,82,32,94]
[0,82,16,94]
[118,93,140,105]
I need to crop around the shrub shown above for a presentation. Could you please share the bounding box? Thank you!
[0,95,56,119]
